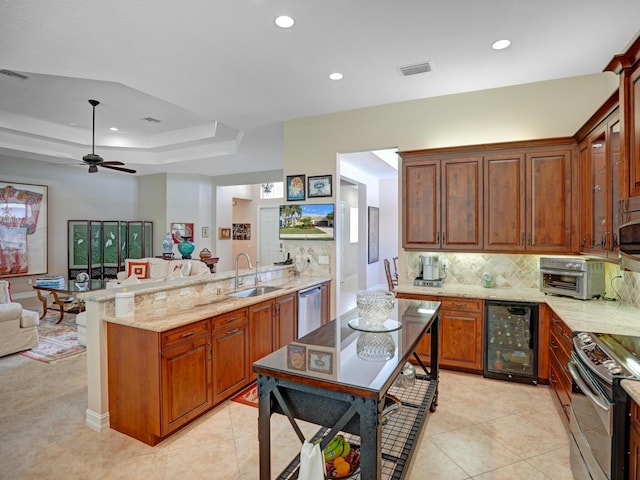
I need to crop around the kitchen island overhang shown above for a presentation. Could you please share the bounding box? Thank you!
[253,298,441,480]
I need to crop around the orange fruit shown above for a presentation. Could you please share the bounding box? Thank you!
[334,460,350,476]
[333,456,346,466]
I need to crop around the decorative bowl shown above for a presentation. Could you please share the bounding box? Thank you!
[356,290,395,327]
[76,272,90,284]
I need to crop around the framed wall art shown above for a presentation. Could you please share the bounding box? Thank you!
[232,223,251,240]
[0,181,48,277]
[368,206,379,264]
[171,222,194,243]
[307,175,332,198]
[286,174,305,201]
[201,226,209,238]
[218,227,231,240]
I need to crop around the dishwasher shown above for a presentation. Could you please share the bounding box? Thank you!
[298,285,322,338]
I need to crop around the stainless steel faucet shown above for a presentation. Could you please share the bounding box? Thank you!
[235,252,253,289]
[254,261,260,286]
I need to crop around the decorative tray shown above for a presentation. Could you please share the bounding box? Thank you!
[347,318,402,332]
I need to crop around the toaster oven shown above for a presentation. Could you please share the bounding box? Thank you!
[539,257,605,300]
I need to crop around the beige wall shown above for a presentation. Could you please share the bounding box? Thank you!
[283,73,620,316]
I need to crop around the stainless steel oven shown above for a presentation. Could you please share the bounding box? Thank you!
[569,332,640,479]
[539,257,605,300]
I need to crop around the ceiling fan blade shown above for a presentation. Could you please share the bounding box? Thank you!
[101,161,126,166]
[102,164,137,174]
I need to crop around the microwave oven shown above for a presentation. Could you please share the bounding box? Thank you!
[619,219,640,274]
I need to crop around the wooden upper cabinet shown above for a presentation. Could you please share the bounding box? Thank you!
[403,160,440,248]
[402,154,482,251]
[605,33,640,208]
[527,149,573,252]
[484,153,526,250]
[441,157,483,250]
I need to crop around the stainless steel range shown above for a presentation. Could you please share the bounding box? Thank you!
[569,332,640,479]
[539,256,605,300]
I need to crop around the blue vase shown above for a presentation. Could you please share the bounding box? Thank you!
[177,237,195,259]
[162,232,174,256]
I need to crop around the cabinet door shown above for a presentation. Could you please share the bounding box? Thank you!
[629,67,640,197]
[527,149,572,252]
[274,293,297,349]
[249,300,274,365]
[403,160,440,248]
[213,322,249,402]
[161,335,213,435]
[319,282,330,325]
[441,157,483,250]
[439,309,483,371]
[484,153,526,251]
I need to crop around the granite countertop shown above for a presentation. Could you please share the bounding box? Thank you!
[623,379,640,403]
[103,276,331,332]
[396,283,640,336]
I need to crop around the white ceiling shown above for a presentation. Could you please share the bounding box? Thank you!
[1,1,639,178]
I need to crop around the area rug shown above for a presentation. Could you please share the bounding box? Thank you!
[19,310,85,364]
[231,382,258,408]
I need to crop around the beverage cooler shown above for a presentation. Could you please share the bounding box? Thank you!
[484,300,539,385]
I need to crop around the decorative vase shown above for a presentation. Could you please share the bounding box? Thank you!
[162,232,174,259]
[177,236,195,259]
[199,248,212,260]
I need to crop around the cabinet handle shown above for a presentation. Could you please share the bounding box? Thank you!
[612,232,618,249]
[442,230,445,245]
[179,330,196,338]
[601,232,610,249]
[527,233,532,246]
[520,232,525,246]
[452,303,467,308]
[436,231,440,245]
[550,340,558,350]
[225,328,239,335]
[582,232,591,248]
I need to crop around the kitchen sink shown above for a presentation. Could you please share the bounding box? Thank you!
[228,286,282,298]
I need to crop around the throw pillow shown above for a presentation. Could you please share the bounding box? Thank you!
[120,274,141,285]
[127,261,149,279]
[0,281,11,303]
[168,268,184,279]
[172,263,192,276]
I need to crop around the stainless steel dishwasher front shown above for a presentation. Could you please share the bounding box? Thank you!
[297,285,322,337]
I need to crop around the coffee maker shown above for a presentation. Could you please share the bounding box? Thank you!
[414,254,446,287]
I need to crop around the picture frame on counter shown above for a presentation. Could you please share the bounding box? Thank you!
[286,174,305,201]
[287,344,307,371]
[307,175,332,198]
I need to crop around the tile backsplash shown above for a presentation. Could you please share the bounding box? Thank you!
[405,252,640,308]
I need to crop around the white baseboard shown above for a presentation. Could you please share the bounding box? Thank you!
[85,409,110,432]
[12,291,37,300]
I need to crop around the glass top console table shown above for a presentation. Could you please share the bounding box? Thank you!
[253,298,441,480]
[33,279,105,323]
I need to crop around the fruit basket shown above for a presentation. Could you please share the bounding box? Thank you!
[325,442,360,479]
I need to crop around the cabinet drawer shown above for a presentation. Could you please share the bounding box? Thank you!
[550,329,571,368]
[632,399,640,433]
[441,297,483,312]
[213,308,248,332]
[549,353,571,421]
[162,319,211,350]
[550,314,572,349]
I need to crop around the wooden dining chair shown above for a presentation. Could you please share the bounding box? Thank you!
[392,256,399,282]
[384,258,398,293]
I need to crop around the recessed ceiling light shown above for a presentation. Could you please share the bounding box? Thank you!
[328,72,343,81]
[275,15,295,28]
[109,127,118,131]
[492,39,511,50]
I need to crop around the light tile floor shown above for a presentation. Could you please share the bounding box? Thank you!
[0,295,574,479]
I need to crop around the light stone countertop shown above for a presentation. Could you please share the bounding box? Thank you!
[101,276,331,332]
[396,283,640,336]
[623,379,640,404]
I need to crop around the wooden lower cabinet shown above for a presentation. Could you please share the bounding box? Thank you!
[319,281,330,325]
[107,319,213,446]
[274,292,297,349]
[249,300,276,367]
[629,399,640,480]
[397,293,483,373]
[212,308,250,403]
[548,312,572,422]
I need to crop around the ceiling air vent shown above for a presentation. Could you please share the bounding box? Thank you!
[141,116,161,123]
[0,69,29,81]
[399,62,432,77]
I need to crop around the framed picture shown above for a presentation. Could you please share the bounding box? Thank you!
[171,222,194,243]
[232,223,251,240]
[218,227,231,240]
[287,344,307,371]
[286,175,306,201]
[307,175,332,198]
[308,348,334,374]
[0,181,48,277]
[279,203,335,240]
[201,226,209,238]
[368,206,379,264]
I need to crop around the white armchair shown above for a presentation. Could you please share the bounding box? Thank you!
[0,281,40,357]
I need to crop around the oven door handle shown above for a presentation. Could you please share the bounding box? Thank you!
[540,268,584,277]
[567,360,609,411]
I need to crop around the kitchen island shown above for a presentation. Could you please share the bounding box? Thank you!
[254,298,441,480]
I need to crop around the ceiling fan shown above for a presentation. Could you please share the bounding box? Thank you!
[82,99,136,174]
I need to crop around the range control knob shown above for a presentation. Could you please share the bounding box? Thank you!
[577,333,592,345]
[609,365,623,375]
